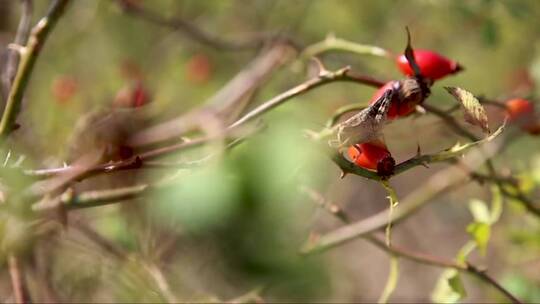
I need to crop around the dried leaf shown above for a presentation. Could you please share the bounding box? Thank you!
[445,86,490,133]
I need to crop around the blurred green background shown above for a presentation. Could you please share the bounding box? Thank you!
[0,0,539,302]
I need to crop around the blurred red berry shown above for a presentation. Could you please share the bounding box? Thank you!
[113,81,151,108]
[186,54,213,84]
[52,75,78,104]
[396,49,462,80]
[505,98,534,121]
[505,98,540,135]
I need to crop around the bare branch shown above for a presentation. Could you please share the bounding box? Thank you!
[114,0,298,51]
[24,66,378,190]
[0,0,71,140]
[8,254,31,304]
[304,186,522,304]
[129,43,295,147]
[302,34,391,59]
[1,0,33,104]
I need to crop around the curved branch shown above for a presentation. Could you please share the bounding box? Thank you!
[302,34,391,59]
[115,0,298,51]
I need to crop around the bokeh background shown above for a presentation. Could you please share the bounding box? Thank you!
[0,0,539,302]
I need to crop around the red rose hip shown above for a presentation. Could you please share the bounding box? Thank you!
[396,49,462,80]
[347,141,392,170]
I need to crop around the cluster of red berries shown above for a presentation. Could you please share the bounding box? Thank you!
[349,49,462,173]
[369,49,462,120]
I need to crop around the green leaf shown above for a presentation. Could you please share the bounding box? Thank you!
[467,222,491,256]
[431,268,467,303]
[468,199,491,224]
[445,86,490,133]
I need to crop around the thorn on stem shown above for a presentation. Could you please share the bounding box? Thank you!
[310,57,330,77]
[7,44,27,56]
[415,104,426,114]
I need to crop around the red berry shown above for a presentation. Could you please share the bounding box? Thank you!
[113,81,151,108]
[347,141,391,170]
[132,82,150,108]
[52,75,78,104]
[505,98,534,121]
[505,98,539,134]
[396,49,462,80]
[186,54,213,84]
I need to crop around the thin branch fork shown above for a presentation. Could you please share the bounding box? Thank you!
[304,186,522,304]
[366,237,522,304]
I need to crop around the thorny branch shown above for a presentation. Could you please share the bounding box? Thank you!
[1,0,33,104]
[0,0,70,139]
[302,134,506,254]
[23,65,386,196]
